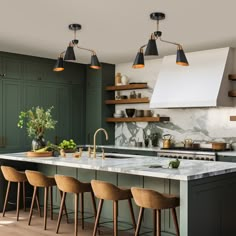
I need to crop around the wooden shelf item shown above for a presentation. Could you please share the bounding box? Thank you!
[106,117,170,123]
[105,84,148,91]
[105,97,149,104]
[230,116,236,121]
[228,74,236,80]
[228,90,236,97]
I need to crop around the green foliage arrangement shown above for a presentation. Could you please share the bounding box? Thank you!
[17,106,57,139]
[58,139,77,150]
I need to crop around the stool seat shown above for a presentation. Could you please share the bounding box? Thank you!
[131,188,179,209]
[1,166,40,221]
[25,170,58,230]
[91,180,132,201]
[91,180,136,236]
[131,187,180,236]
[55,175,97,236]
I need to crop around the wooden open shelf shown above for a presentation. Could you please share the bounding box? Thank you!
[105,84,148,91]
[228,74,236,80]
[228,90,236,97]
[230,116,236,121]
[106,117,170,123]
[105,97,149,104]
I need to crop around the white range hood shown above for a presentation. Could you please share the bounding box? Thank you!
[150,47,233,108]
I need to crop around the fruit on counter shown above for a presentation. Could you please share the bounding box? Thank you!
[168,158,180,169]
[34,147,49,153]
[58,139,77,151]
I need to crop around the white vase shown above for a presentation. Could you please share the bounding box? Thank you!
[121,75,128,85]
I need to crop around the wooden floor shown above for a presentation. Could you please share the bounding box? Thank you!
[0,210,132,236]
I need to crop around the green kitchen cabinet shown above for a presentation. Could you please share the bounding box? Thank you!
[0,78,24,152]
[85,63,115,145]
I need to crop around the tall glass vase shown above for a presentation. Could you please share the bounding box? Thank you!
[32,136,46,151]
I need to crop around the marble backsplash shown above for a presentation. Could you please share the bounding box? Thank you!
[115,107,236,147]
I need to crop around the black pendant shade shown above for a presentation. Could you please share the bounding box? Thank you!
[64,44,76,61]
[176,47,189,66]
[53,57,64,72]
[133,12,189,68]
[90,54,101,69]
[54,23,101,71]
[132,50,144,69]
[145,35,158,56]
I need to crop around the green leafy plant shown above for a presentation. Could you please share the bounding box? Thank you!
[17,106,57,139]
[58,139,77,150]
[169,158,180,169]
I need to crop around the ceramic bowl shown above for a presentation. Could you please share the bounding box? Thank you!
[113,113,123,118]
[125,108,136,117]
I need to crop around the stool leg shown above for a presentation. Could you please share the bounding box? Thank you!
[56,191,66,234]
[3,181,11,217]
[135,207,144,236]
[16,182,21,221]
[80,193,84,229]
[91,191,97,218]
[35,191,41,217]
[113,200,118,236]
[23,181,26,212]
[28,186,37,225]
[128,198,136,231]
[171,208,179,236]
[93,199,104,236]
[44,187,48,230]
[75,193,79,236]
[156,209,161,236]
[59,190,69,223]
[49,186,53,220]
[153,210,157,236]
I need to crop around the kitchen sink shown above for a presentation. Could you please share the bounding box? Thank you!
[105,154,133,159]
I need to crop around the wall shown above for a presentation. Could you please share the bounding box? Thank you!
[115,48,236,147]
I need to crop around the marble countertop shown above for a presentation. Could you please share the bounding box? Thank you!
[1,152,236,181]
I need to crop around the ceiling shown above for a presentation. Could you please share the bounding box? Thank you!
[0,0,235,65]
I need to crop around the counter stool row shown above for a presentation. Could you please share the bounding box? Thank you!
[0,165,180,236]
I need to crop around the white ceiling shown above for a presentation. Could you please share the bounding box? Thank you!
[0,0,236,65]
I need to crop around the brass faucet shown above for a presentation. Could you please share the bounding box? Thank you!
[93,128,109,158]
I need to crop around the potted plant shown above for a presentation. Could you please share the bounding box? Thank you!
[17,106,57,151]
[58,139,77,153]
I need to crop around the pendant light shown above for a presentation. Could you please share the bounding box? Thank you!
[133,12,189,68]
[53,24,101,72]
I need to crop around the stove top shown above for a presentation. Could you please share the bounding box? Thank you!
[161,147,230,152]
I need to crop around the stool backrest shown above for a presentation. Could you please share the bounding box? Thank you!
[91,179,124,200]
[131,187,176,210]
[25,170,52,187]
[55,174,87,194]
[1,166,26,182]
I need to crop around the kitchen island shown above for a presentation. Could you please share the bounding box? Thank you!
[0,152,236,236]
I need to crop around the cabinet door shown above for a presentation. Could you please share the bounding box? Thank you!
[2,79,23,151]
[3,56,23,80]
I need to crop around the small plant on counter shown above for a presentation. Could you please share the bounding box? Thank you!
[169,158,180,169]
[58,139,77,152]
[17,106,57,150]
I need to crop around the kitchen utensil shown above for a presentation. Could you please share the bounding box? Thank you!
[211,142,226,150]
[120,95,128,99]
[135,110,144,117]
[162,134,172,149]
[143,110,153,117]
[125,108,136,117]
[183,139,193,149]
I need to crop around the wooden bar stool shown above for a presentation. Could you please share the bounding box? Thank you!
[91,179,136,236]
[1,166,40,221]
[55,174,97,236]
[25,170,60,230]
[131,187,180,236]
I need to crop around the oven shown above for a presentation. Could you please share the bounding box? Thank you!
[157,148,217,161]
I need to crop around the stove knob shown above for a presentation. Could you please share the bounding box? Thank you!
[183,156,187,159]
